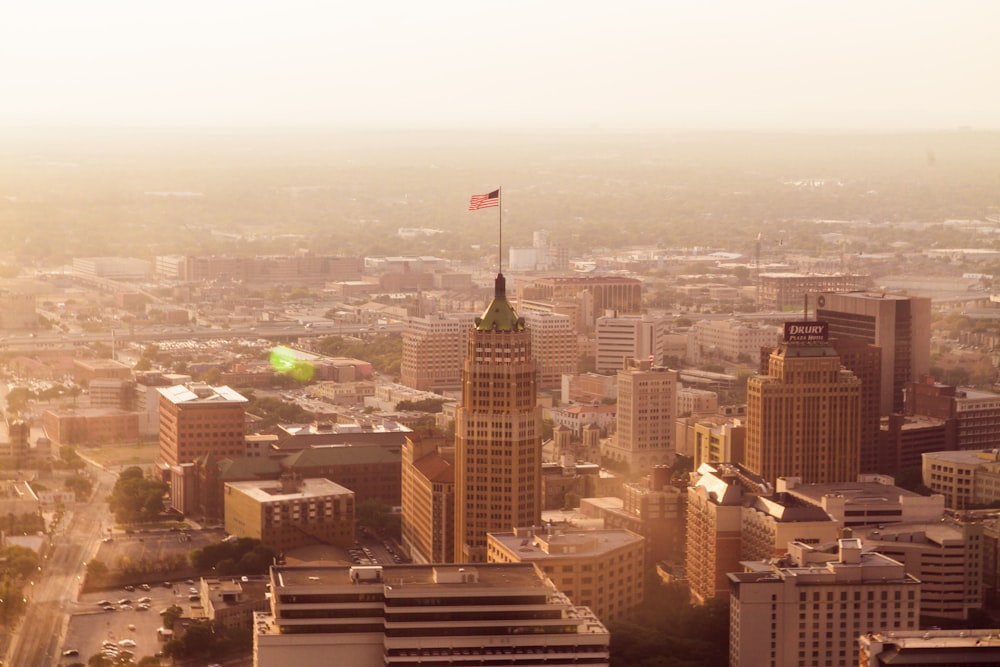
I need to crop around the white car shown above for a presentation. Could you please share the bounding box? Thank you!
[118,639,137,648]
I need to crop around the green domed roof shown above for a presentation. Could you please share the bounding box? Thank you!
[475,273,525,332]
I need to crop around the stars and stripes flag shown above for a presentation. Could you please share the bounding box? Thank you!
[468,189,500,210]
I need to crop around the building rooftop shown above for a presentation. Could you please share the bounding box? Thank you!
[157,383,247,405]
[490,528,641,560]
[225,478,353,503]
[273,563,544,590]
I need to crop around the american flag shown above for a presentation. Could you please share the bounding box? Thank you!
[468,189,500,210]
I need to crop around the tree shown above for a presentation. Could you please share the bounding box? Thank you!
[65,475,92,498]
[109,467,167,524]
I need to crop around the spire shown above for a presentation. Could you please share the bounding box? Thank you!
[474,272,525,332]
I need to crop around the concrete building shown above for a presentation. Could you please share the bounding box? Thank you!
[523,275,642,327]
[549,404,617,438]
[729,538,920,667]
[400,433,454,565]
[199,576,270,632]
[399,313,474,392]
[855,519,984,621]
[488,526,645,625]
[688,319,782,365]
[600,466,688,566]
[686,463,772,605]
[224,477,354,554]
[41,407,138,446]
[906,381,1000,452]
[602,358,677,475]
[454,273,542,563]
[828,337,883,474]
[881,414,949,476]
[677,386,719,416]
[923,449,1000,509]
[757,272,871,311]
[594,314,665,373]
[858,629,1000,666]
[815,291,932,414]
[745,323,861,485]
[156,383,248,472]
[253,563,610,667]
[523,311,578,389]
[88,378,135,410]
[560,372,618,405]
[776,476,946,528]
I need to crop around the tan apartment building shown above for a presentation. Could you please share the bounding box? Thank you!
[603,358,677,474]
[224,477,354,554]
[729,538,920,667]
[400,432,454,564]
[399,313,474,391]
[487,525,645,625]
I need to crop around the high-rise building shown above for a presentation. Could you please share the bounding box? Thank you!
[602,358,678,475]
[522,311,578,389]
[905,381,1000,452]
[156,383,248,473]
[859,629,1000,666]
[454,273,542,563]
[399,313,475,392]
[400,432,454,564]
[815,291,931,414]
[253,563,610,667]
[828,337,883,473]
[594,314,665,373]
[729,538,920,667]
[745,323,861,485]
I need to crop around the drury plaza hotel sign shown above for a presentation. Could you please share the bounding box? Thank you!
[783,321,829,343]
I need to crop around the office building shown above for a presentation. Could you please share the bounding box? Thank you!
[488,526,645,625]
[602,358,678,475]
[855,519,983,620]
[399,313,474,392]
[745,322,861,485]
[253,563,610,667]
[757,272,871,312]
[729,538,920,667]
[880,413,949,475]
[400,432,454,564]
[224,477,354,554]
[156,383,248,473]
[454,273,542,563]
[686,463,771,605]
[906,381,1000,452]
[523,311,578,389]
[859,629,1000,666]
[828,337,883,474]
[815,291,931,414]
[776,475,946,528]
[687,319,782,365]
[601,466,687,565]
[594,314,665,373]
[923,449,1000,509]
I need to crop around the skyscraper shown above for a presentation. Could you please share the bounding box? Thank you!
[602,357,678,475]
[815,291,931,414]
[454,273,542,563]
[745,322,861,485]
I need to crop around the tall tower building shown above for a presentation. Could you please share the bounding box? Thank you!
[156,383,248,474]
[399,313,475,392]
[745,322,861,485]
[602,357,678,475]
[814,291,931,414]
[454,273,542,563]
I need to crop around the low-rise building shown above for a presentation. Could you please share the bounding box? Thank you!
[224,477,354,554]
[253,563,610,667]
[488,525,644,625]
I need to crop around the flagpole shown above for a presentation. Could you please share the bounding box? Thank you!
[498,186,503,274]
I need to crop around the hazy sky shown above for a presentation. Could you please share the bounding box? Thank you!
[4,1,998,130]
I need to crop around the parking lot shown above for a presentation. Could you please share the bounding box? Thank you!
[62,581,195,663]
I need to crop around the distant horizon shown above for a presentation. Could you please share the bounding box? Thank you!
[4,2,996,135]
